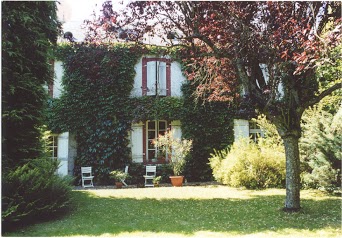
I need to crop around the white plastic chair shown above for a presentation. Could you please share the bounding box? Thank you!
[121,165,129,187]
[143,165,157,187]
[81,167,94,188]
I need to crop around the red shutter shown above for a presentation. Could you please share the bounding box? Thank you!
[142,57,147,96]
[166,59,171,96]
[142,122,147,163]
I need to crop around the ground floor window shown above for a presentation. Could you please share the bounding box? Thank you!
[249,121,263,143]
[146,120,169,163]
[47,135,58,160]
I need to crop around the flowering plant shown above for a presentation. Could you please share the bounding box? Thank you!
[153,131,192,176]
[110,170,128,181]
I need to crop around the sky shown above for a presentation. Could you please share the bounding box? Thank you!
[57,0,103,22]
[57,0,128,41]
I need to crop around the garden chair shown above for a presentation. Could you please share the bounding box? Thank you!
[121,165,129,187]
[143,165,157,187]
[81,167,94,188]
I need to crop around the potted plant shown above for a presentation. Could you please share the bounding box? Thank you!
[153,131,192,187]
[110,170,128,189]
[153,176,162,187]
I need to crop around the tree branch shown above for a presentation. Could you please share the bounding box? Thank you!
[303,82,342,109]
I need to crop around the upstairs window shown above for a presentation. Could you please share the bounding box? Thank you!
[142,57,171,96]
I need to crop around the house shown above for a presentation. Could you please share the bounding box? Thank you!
[49,44,268,180]
[50,54,187,176]
[50,54,264,177]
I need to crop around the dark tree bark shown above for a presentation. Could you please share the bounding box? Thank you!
[282,134,301,211]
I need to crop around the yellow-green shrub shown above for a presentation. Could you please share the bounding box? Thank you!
[210,138,286,189]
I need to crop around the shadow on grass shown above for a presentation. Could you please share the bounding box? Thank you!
[5,190,341,237]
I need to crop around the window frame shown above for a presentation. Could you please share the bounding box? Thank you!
[143,120,170,164]
[47,134,58,160]
[142,57,171,96]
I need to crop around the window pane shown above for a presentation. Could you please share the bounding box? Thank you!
[53,147,58,158]
[148,131,155,139]
[148,140,154,149]
[148,121,155,130]
[148,150,155,160]
[159,131,166,136]
[159,121,166,130]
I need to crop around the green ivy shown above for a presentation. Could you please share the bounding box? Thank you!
[181,82,236,181]
[130,96,184,122]
[48,43,236,184]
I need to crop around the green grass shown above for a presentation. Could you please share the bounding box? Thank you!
[4,186,341,237]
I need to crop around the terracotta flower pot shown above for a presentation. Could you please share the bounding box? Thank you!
[169,176,184,187]
[115,182,123,189]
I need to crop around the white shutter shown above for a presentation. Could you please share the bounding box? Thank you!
[131,123,144,163]
[57,132,69,176]
[171,120,182,140]
[158,61,167,96]
[146,61,156,96]
[233,119,250,141]
[54,61,64,98]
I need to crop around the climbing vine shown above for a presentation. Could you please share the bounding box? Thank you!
[181,82,236,181]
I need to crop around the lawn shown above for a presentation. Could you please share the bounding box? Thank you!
[4,186,341,237]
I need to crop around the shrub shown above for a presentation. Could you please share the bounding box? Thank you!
[153,131,192,176]
[300,105,341,192]
[209,138,286,189]
[2,158,73,231]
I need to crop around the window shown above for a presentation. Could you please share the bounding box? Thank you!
[146,120,169,163]
[142,57,171,96]
[47,135,58,160]
[249,121,263,143]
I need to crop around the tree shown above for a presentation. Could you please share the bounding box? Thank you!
[2,1,60,169]
[85,1,341,211]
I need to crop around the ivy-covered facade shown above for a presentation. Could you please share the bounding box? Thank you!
[48,43,254,184]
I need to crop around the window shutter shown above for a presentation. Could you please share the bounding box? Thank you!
[166,60,171,96]
[147,61,156,96]
[158,61,167,96]
[131,123,144,163]
[233,119,250,141]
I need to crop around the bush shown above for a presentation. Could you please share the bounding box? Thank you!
[2,158,73,231]
[300,105,341,192]
[209,138,286,189]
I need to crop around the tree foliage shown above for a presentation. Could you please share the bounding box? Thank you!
[2,158,73,231]
[300,104,341,191]
[181,82,235,181]
[1,2,73,229]
[87,1,341,210]
[2,1,60,169]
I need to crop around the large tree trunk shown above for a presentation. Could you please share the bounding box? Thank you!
[282,134,301,211]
